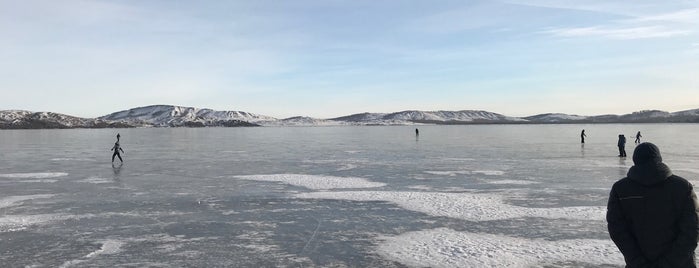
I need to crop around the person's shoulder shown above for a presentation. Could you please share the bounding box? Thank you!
[666,175,694,189]
[611,177,633,189]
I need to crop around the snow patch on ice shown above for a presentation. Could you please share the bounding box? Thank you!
[17,179,58,183]
[473,170,505,176]
[0,194,55,209]
[78,177,113,184]
[486,179,539,185]
[424,170,471,176]
[0,172,68,179]
[0,214,69,232]
[85,240,123,258]
[59,240,124,268]
[234,174,386,190]
[294,191,605,221]
[425,170,505,176]
[376,228,623,267]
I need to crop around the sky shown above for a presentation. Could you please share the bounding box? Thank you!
[1,0,698,119]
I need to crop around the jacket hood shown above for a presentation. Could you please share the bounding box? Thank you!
[627,142,672,185]
[632,142,662,165]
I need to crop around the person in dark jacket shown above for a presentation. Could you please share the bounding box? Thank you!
[618,134,627,157]
[607,142,699,267]
[111,142,125,163]
[635,131,642,144]
[581,129,586,143]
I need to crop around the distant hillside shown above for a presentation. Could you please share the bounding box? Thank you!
[99,105,270,127]
[2,106,699,129]
[0,110,129,129]
[331,110,524,125]
[524,109,699,123]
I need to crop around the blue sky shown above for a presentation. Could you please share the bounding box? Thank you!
[1,0,697,118]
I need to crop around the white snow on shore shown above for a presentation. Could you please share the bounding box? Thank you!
[376,228,623,267]
[233,174,386,190]
[295,191,605,221]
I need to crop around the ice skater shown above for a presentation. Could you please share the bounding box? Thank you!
[581,129,586,143]
[635,131,642,144]
[415,128,419,136]
[617,134,626,157]
[116,133,121,142]
[111,141,125,163]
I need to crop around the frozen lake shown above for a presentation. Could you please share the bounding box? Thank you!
[2,124,699,267]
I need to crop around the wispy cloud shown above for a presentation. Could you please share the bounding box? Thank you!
[630,8,699,24]
[505,0,698,40]
[544,26,691,40]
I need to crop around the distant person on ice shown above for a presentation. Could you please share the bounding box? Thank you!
[635,131,642,144]
[581,129,586,143]
[117,133,121,142]
[415,128,419,136]
[111,142,125,163]
[607,142,699,267]
[617,134,627,157]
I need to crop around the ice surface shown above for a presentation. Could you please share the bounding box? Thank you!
[376,228,624,267]
[295,191,605,221]
[0,172,68,179]
[3,125,698,266]
[51,158,97,162]
[233,174,386,190]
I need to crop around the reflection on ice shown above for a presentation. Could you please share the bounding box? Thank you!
[376,228,623,267]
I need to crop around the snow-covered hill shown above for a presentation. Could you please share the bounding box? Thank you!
[0,110,128,129]
[2,106,699,129]
[332,110,524,125]
[265,116,345,127]
[99,105,274,127]
[672,108,699,117]
[524,113,589,123]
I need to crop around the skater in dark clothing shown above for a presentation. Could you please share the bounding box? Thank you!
[581,129,586,143]
[607,142,699,267]
[117,133,121,142]
[415,128,419,136]
[618,134,627,157]
[111,142,124,163]
[635,131,642,144]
